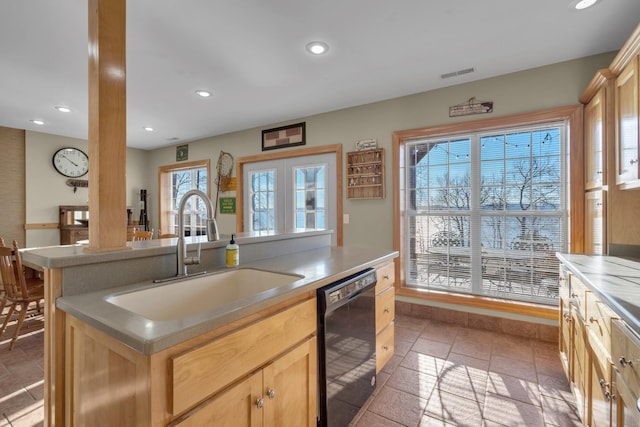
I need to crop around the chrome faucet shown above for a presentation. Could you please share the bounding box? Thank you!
[176,189,219,277]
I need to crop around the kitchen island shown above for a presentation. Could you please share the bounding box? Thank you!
[22,230,397,426]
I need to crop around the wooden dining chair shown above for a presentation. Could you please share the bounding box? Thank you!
[0,240,45,350]
[132,227,154,241]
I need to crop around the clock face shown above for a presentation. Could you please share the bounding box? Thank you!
[52,147,89,178]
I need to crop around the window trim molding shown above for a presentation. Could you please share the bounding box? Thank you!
[157,159,211,236]
[392,105,583,318]
[237,144,343,246]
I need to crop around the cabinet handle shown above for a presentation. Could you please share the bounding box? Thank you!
[589,316,598,323]
[384,307,390,313]
[596,170,603,174]
[267,388,276,399]
[383,345,389,351]
[383,275,390,280]
[255,398,264,409]
[619,356,633,367]
[605,391,613,402]
[563,313,571,322]
[636,397,640,413]
[571,293,578,298]
[630,159,639,165]
[599,378,606,388]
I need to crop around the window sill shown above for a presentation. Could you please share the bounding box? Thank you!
[396,286,558,321]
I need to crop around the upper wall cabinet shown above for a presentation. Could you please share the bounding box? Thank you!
[584,84,607,190]
[614,56,640,188]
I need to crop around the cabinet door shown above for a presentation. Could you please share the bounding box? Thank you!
[174,371,263,427]
[571,308,588,422]
[262,337,317,427]
[615,57,639,187]
[584,190,606,255]
[585,87,606,189]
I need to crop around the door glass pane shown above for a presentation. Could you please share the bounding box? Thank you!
[250,170,275,231]
[294,165,326,229]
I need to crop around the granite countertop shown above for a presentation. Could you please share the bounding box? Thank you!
[556,253,640,337]
[56,245,397,355]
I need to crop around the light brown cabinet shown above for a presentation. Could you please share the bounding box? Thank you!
[65,297,317,426]
[346,148,385,199]
[585,85,607,190]
[611,319,640,426]
[375,261,395,372]
[614,56,639,188]
[584,190,606,255]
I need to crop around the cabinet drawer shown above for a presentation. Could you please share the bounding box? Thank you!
[611,319,640,395]
[586,292,618,358]
[375,286,395,335]
[375,262,395,294]
[376,321,394,373]
[170,298,316,415]
[569,275,589,320]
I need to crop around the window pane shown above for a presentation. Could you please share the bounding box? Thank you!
[406,124,565,305]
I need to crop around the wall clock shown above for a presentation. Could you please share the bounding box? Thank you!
[52,147,89,178]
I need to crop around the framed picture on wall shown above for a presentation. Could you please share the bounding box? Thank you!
[262,122,306,151]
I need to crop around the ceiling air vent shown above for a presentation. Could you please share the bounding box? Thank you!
[441,67,475,79]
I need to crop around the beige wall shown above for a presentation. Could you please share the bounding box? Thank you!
[25,131,149,247]
[146,52,616,250]
[17,52,616,250]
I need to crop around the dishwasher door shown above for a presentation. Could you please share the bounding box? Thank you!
[317,269,377,427]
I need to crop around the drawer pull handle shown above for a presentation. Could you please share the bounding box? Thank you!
[563,314,571,322]
[384,307,390,313]
[255,398,264,409]
[267,388,276,399]
[599,378,606,388]
[630,159,639,165]
[605,391,614,401]
[589,316,598,323]
[619,356,633,367]
[383,275,390,280]
[383,345,389,351]
[571,293,579,298]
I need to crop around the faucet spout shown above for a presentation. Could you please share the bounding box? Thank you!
[176,189,220,277]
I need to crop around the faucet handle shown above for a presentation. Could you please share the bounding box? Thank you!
[184,243,201,266]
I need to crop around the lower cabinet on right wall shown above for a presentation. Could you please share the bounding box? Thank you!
[611,319,640,426]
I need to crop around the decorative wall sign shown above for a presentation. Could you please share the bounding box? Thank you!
[262,122,306,151]
[449,97,493,117]
[219,197,236,214]
[176,144,189,161]
[220,177,236,192]
[355,138,378,151]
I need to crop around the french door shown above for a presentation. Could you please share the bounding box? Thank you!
[243,153,337,245]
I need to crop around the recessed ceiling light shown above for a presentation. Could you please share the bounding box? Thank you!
[30,119,45,125]
[143,126,154,132]
[571,0,599,10]
[195,90,212,97]
[306,41,329,55]
[54,106,72,113]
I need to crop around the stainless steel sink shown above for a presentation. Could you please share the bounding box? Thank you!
[106,268,304,321]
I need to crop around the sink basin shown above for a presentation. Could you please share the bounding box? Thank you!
[106,268,304,321]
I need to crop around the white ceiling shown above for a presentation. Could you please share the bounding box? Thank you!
[1,1,639,150]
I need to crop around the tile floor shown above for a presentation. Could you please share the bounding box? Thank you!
[0,310,580,427]
[0,312,44,427]
[350,314,581,427]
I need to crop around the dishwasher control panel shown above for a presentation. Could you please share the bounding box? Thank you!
[326,269,376,305]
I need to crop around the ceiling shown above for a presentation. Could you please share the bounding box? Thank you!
[1,1,639,150]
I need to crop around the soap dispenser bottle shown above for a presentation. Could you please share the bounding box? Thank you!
[226,234,239,267]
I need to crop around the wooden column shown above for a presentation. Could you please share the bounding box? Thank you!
[86,0,130,252]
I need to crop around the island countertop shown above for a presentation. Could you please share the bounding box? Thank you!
[56,245,397,354]
[556,253,640,337]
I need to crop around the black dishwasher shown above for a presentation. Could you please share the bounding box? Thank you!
[317,268,377,427]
